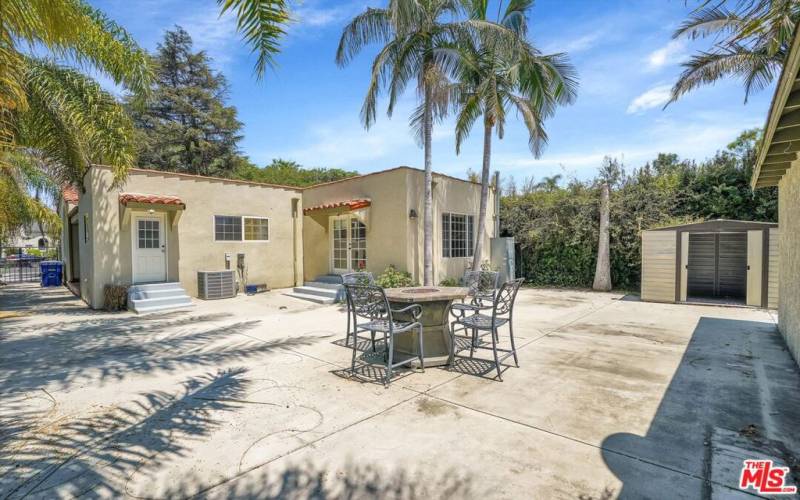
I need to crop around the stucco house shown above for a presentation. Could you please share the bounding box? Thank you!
[752,26,800,368]
[59,165,496,311]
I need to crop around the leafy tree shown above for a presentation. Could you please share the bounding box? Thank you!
[234,158,358,187]
[669,0,800,104]
[501,129,777,290]
[453,0,577,271]
[128,27,245,177]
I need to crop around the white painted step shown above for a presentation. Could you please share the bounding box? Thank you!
[128,282,194,314]
[292,286,338,298]
[303,281,342,290]
[284,291,336,305]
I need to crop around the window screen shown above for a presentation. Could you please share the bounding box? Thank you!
[214,216,242,241]
[244,217,269,241]
[442,213,474,258]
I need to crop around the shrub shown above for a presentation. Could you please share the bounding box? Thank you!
[104,284,129,311]
[438,277,460,287]
[375,265,415,288]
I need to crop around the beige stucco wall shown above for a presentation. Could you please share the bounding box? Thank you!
[302,168,410,281]
[81,167,302,308]
[301,167,495,285]
[406,169,496,285]
[778,166,800,365]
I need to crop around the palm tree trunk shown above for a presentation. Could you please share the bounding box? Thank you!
[422,72,434,286]
[472,119,492,271]
[592,182,612,291]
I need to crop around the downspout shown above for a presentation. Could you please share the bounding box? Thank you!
[292,198,299,287]
[493,171,500,237]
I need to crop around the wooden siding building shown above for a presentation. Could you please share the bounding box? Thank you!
[641,220,778,307]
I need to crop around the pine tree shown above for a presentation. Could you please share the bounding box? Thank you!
[128,26,243,177]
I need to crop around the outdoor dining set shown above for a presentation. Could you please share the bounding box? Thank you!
[341,271,524,387]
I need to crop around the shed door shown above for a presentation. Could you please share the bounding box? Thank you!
[687,234,716,297]
[718,233,747,299]
[687,232,747,300]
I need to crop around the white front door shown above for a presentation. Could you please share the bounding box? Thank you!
[330,215,367,273]
[133,214,167,283]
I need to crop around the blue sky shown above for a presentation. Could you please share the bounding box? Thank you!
[89,0,774,183]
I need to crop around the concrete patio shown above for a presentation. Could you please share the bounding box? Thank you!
[1,283,799,499]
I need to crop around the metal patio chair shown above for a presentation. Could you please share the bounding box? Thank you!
[342,272,375,348]
[448,278,524,381]
[344,284,424,387]
[450,270,499,343]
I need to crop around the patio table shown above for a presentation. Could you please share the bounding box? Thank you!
[384,286,469,367]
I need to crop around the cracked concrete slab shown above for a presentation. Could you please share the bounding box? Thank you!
[1,283,799,499]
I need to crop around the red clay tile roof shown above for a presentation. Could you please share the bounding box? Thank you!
[62,184,80,204]
[303,199,370,215]
[119,192,185,208]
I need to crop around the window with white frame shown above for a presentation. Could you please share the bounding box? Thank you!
[442,213,474,258]
[214,216,269,242]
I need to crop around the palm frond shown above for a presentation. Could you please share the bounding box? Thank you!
[336,8,392,66]
[668,45,780,104]
[673,6,744,40]
[218,0,291,79]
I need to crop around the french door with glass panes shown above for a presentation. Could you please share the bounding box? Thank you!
[330,215,367,273]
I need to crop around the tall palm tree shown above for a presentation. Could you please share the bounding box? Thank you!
[668,0,800,104]
[453,0,577,271]
[336,0,463,285]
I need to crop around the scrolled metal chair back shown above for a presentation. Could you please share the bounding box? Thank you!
[342,272,375,286]
[463,270,499,297]
[344,284,389,321]
[493,278,524,317]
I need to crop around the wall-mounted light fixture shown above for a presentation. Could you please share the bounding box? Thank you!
[147,209,155,214]
[409,209,418,220]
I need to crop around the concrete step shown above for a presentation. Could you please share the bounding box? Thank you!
[131,302,195,314]
[128,282,194,314]
[129,282,183,291]
[284,291,336,305]
[313,274,344,285]
[293,286,338,298]
[129,287,185,300]
[304,281,342,290]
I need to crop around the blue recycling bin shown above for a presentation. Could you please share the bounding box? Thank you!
[40,260,63,287]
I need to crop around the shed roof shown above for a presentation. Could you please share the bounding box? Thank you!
[645,219,778,232]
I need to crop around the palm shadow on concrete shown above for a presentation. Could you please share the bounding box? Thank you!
[600,317,800,498]
[0,309,329,394]
[1,369,250,498]
[174,461,480,499]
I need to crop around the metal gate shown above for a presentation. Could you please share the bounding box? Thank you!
[687,233,747,299]
[1,247,59,283]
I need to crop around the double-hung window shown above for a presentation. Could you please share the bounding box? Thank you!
[442,213,474,258]
[214,216,269,242]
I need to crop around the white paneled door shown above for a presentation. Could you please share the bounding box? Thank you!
[132,214,166,283]
[330,215,367,274]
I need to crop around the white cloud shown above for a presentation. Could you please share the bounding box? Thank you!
[173,9,240,67]
[626,84,673,114]
[542,29,605,55]
[646,39,686,70]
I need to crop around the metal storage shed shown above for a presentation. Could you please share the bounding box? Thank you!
[641,220,779,307]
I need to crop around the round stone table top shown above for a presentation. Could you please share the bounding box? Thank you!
[384,286,469,303]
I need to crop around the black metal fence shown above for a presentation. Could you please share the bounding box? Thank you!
[0,247,60,283]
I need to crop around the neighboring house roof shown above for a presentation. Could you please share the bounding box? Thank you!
[303,199,371,215]
[119,192,185,208]
[62,184,79,204]
[752,24,800,188]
